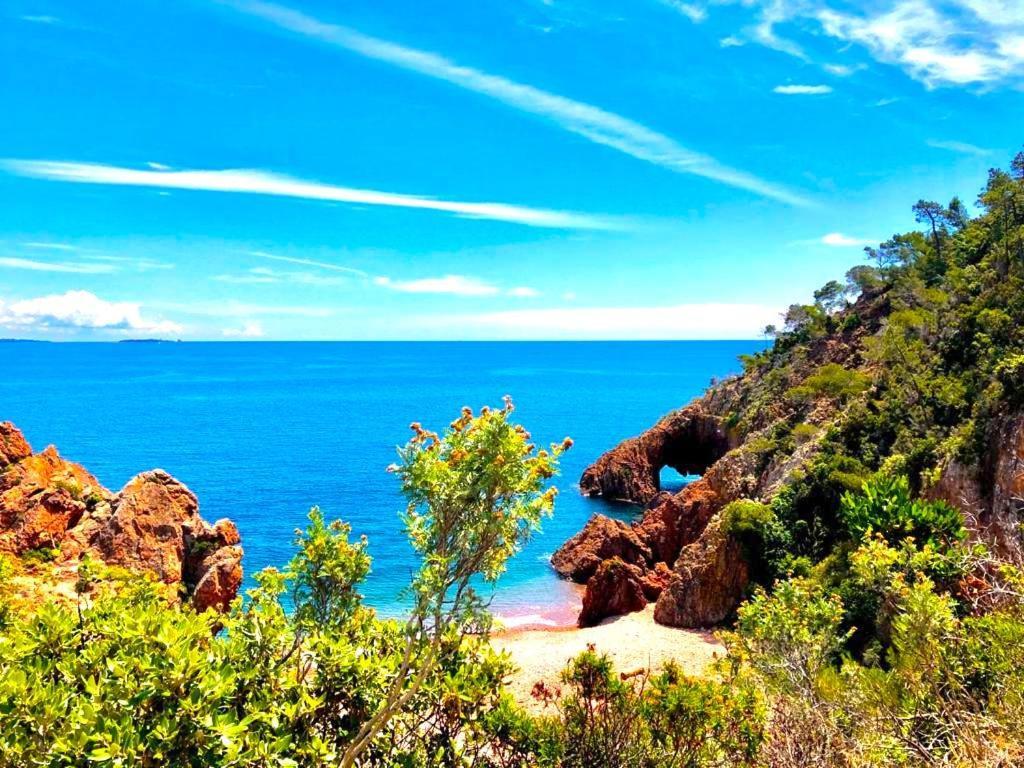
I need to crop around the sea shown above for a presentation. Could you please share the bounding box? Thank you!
[0,341,763,626]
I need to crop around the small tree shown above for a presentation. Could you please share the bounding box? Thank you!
[341,397,570,766]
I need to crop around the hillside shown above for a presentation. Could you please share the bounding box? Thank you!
[555,151,1024,628]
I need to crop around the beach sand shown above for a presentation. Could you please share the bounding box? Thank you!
[492,605,725,711]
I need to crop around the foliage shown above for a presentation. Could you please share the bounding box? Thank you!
[0,401,568,767]
[788,364,870,404]
[841,474,965,549]
[721,499,792,587]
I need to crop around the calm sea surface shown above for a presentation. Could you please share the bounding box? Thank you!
[0,341,762,624]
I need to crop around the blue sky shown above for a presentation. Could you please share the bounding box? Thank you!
[1,0,1021,340]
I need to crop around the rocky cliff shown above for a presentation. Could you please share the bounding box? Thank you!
[554,275,1024,628]
[0,422,242,612]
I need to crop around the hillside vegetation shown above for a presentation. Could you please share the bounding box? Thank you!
[2,155,1024,766]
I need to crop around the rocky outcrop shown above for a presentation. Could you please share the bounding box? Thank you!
[578,557,648,627]
[551,515,652,582]
[0,423,242,612]
[929,413,1024,557]
[579,403,733,505]
[653,515,749,627]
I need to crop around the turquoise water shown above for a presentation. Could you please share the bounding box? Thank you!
[0,341,761,624]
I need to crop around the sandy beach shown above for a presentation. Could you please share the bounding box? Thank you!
[493,605,725,711]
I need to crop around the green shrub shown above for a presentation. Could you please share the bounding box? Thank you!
[841,474,965,548]
[721,499,792,587]
[788,364,871,403]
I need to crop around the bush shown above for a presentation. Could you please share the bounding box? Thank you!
[788,364,871,403]
[721,499,792,587]
[841,474,965,549]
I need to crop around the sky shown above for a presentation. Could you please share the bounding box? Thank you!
[1,0,1021,340]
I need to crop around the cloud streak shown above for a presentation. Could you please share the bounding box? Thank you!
[223,0,811,206]
[0,256,116,274]
[2,160,619,230]
[773,84,833,94]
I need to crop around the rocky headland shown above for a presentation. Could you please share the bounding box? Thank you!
[0,422,242,611]
[554,286,1024,628]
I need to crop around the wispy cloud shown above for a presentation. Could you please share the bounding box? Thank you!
[374,275,500,296]
[817,1,1024,88]
[214,266,349,286]
[223,0,811,206]
[926,139,992,156]
[0,256,116,274]
[2,160,620,230]
[249,250,369,276]
[823,63,862,76]
[22,241,78,251]
[426,302,780,339]
[659,1,707,23]
[692,1,1024,89]
[821,232,874,247]
[508,286,541,298]
[0,290,182,335]
[18,14,60,24]
[773,84,833,95]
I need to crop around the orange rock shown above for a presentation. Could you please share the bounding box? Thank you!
[0,424,243,613]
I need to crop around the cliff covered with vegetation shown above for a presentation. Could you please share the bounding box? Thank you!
[556,150,1024,633]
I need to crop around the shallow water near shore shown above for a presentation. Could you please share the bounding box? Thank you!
[0,340,762,621]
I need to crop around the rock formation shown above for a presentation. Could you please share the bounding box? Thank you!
[555,283,1024,629]
[0,422,242,612]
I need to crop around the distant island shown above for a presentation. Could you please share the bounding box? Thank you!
[118,338,181,343]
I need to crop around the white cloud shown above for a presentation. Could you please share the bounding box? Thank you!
[19,15,60,24]
[773,84,833,94]
[823,63,861,76]
[720,35,745,47]
[0,291,182,335]
[816,0,1024,88]
[224,1,811,206]
[374,275,500,296]
[508,286,541,298]
[2,160,620,230]
[562,291,577,302]
[926,138,992,156]
[660,1,707,23]
[0,256,115,274]
[821,232,873,247]
[874,96,900,107]
[699,1,1024,89]
[222,320,265,338]
[428,303,780,339]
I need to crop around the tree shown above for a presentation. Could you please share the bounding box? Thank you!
[913,200,948,260]
[341,398,570,766]
[845,264,883,295]
[813,280,846,313]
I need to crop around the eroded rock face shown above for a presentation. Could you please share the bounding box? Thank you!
[578,403,732,505]
[654,515,749,628]
[551,515,651,582]
[0,424,242,612]
[578,557,648,628]
[929,413,1024,556]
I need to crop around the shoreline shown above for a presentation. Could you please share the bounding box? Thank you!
[492,605,725,711]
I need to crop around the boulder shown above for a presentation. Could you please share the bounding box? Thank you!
[578,557,648,627]
[653,515,749,627]
[0,440,105,555]
[551,514,651,582]
[0,424,243,613]
[0,422,32,466]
